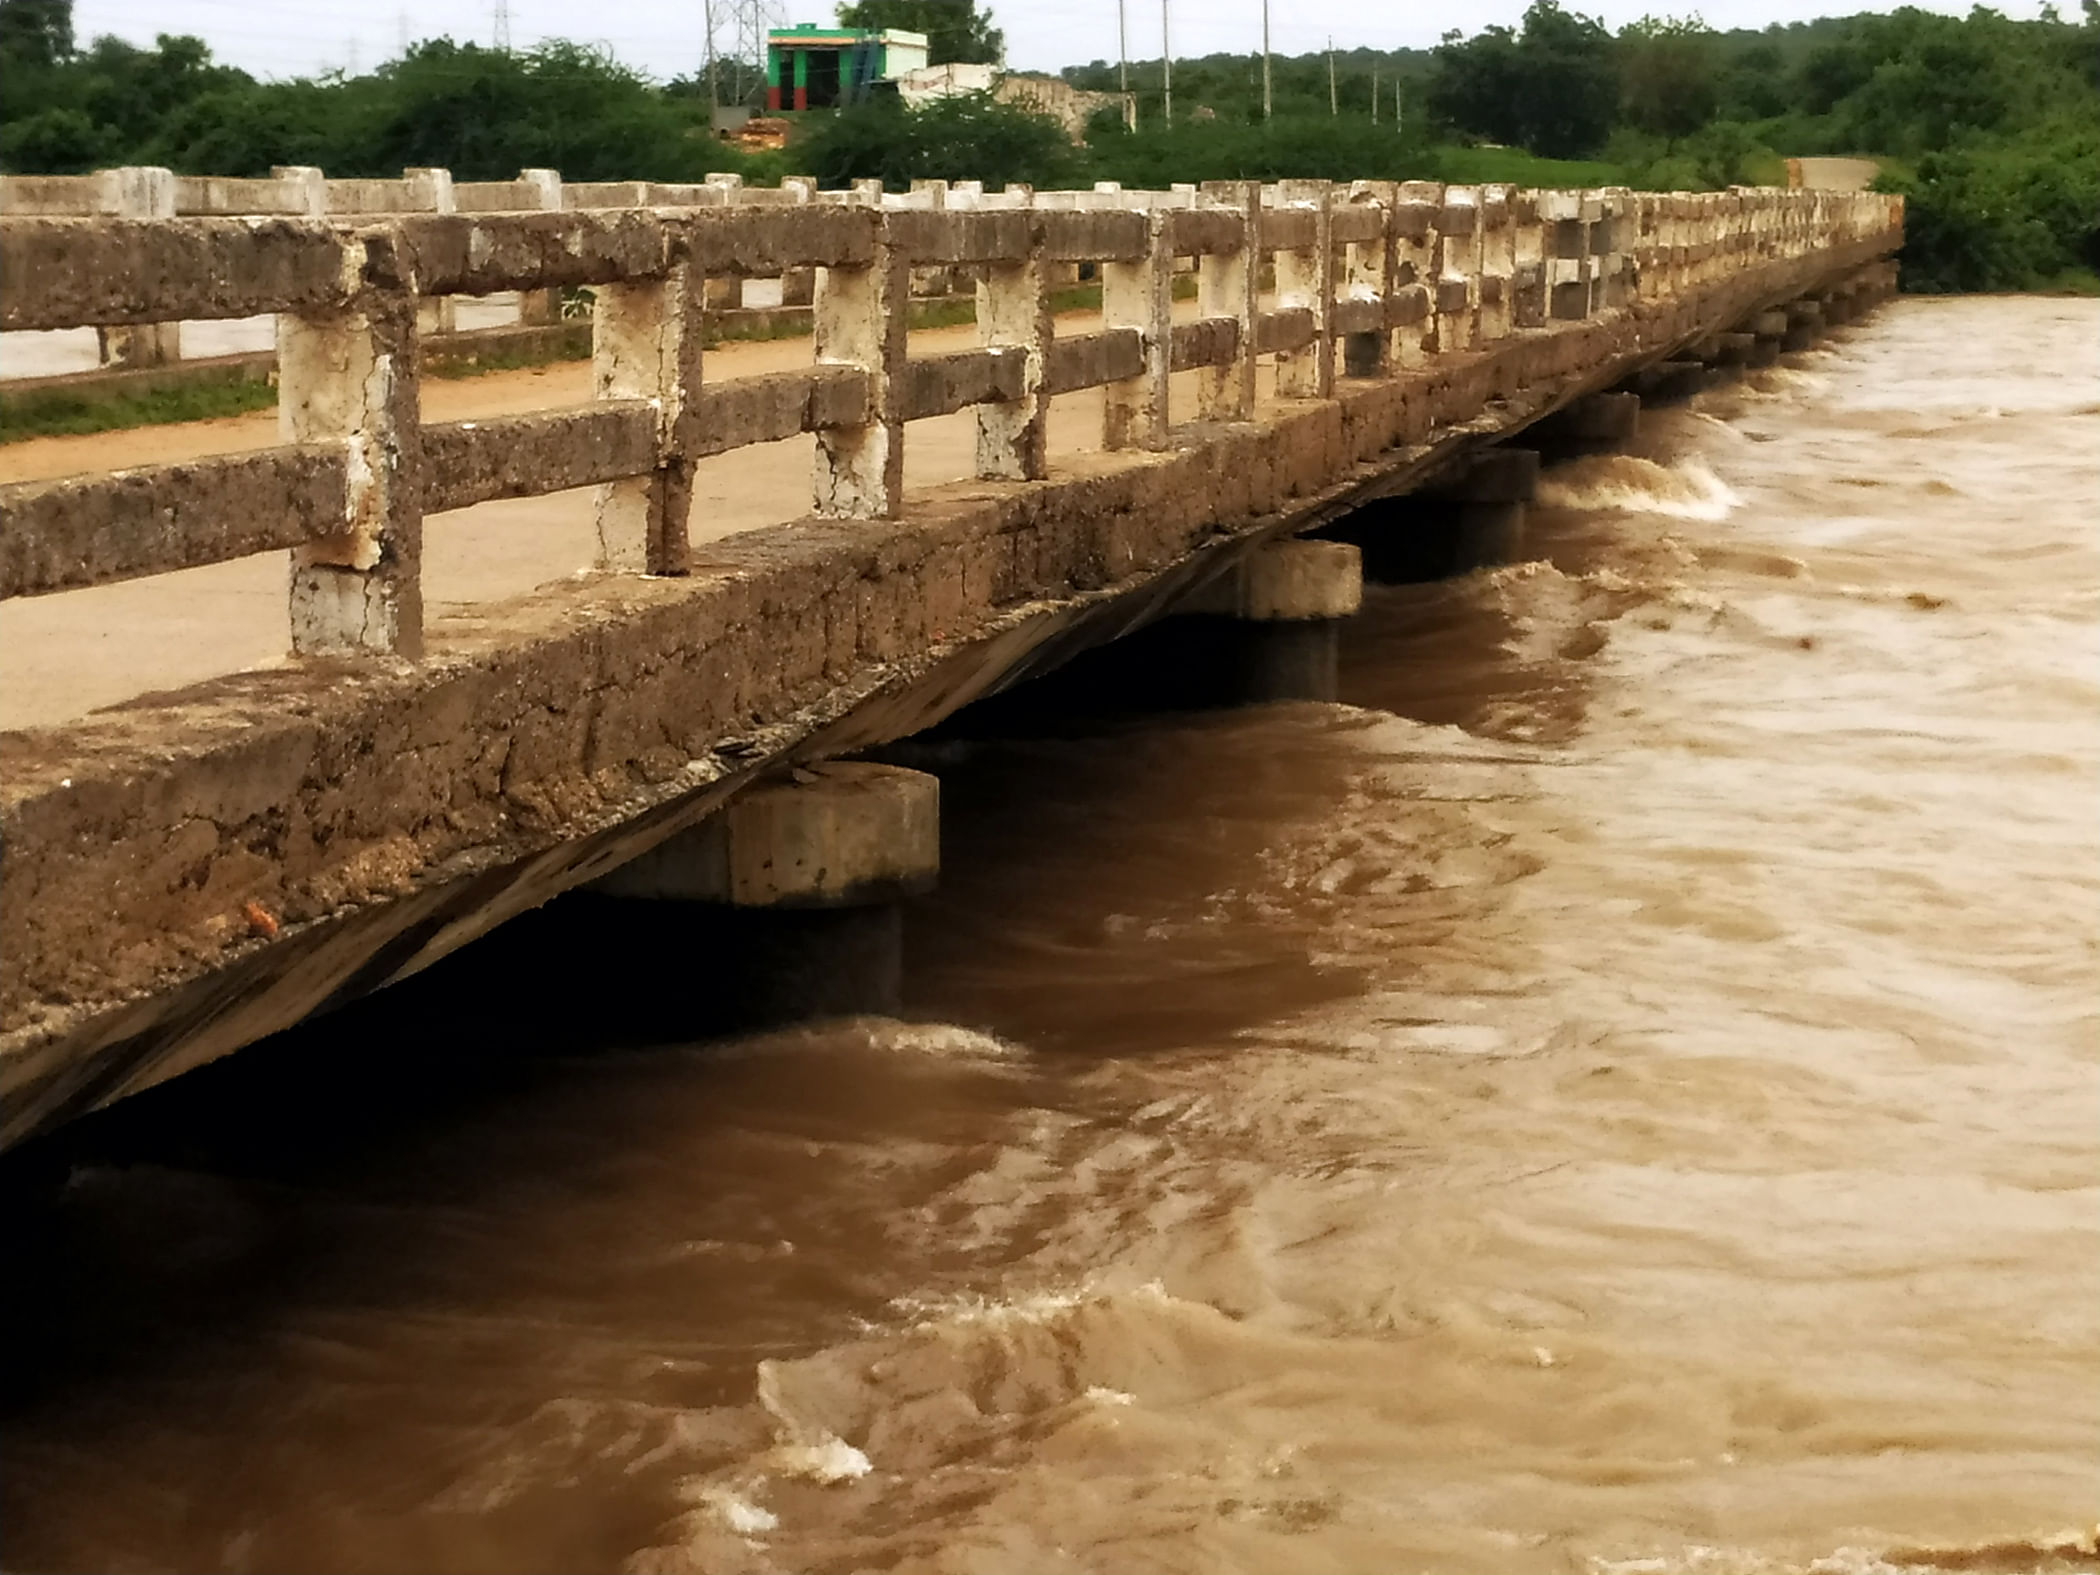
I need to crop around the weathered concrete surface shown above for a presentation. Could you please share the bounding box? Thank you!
[1184,539,1364,622]
[594,762,939,906]
[0,236,1900,1148]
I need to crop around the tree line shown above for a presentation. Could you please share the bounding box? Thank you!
[1,0,2093,292]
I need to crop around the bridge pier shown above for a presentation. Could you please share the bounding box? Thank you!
[1536,390,1641,454]
[1748,308,1790,366]
[1336,447,1539,583]
[1182,540,1364,703]
[1625,358,1711,404]
[583,764,941,1028]
[1782,298,1825,352]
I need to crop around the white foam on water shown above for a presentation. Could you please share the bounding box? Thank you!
[769,1435,870,1484]
[1587,1525,2100,1575]
[690,1484,777,1536]
[1538,456,1744,523]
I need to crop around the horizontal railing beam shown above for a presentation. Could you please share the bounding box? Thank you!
[422,403,658,514]
[0,445,348,597]
[0,217,355,330]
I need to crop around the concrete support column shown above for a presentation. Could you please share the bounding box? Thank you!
[813,212,906,519]
[1782,297,1823,352]
[279,267,424,656]
[1437,448,1537,573]
[975,195,1048,481]
[1390,182,1440,367]
[1541,390,1640,452]
[1747,307,1788,366]
[1196,181,1259,422]
[591,763,940,1024]
[1102,208,1171,449]
[1184,539,1363,703]
[1324,447,1538,586]
[1271,179,1334,399]
[1434,185,1481,354]
[1626,359,1708,403]
[592,259,701,574]
[94,167,180,368]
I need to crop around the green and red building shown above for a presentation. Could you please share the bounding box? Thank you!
[764,24,930,110]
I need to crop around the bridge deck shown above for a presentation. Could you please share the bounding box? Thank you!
[0,179,1902,1147]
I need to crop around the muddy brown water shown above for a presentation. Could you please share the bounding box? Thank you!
[1,296,2094,1574]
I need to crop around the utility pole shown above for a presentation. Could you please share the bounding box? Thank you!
[1161,0,1172,127]
[1371,69,1378,123]
[703,0,718,114]
[1261,0,1272,120]
[1327,36,1337,116]
[1119,0,1129,96]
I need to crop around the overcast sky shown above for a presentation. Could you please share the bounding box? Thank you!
[72,0,2048,85]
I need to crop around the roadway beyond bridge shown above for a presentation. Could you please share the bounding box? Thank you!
[0,176,1902,1150]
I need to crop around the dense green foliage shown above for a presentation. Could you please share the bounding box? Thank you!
[1414,0,2099,289]
[3,0,2093,293]
[0,20,762,182]
[797,92,1084,189]
[833,0,1003,65]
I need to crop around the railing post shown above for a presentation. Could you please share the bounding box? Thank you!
[1543,191,1593,320]
[1391,181,1440,366]
[1342,180,1395,378]
[1593,189,1629,311]
[517,168,564,324]
[1478,184,1514,340]
[1511,190,1547,328]
[780,176,818,307]
[280,232,424,656]
[1271,178,1334,399]
[975,191,1048,480]
[1196,180,1259,422]
[1102,206,1172,450]
[94,167,180,367]
[591,228,701,574]
[404,168,458,336]
[270,165,328,217]
[702,174,745,311]
[1435,185,1481,353]
[813,209,906,518]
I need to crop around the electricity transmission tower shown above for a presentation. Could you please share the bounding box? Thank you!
[492,0,511,51]
[704,0,782,110]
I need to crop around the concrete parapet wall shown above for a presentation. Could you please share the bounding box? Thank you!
[0,176,1904,1146]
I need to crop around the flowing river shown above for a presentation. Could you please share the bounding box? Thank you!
[2,295,2095,1575]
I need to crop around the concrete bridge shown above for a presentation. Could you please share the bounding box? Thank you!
[0,176,1902,1149]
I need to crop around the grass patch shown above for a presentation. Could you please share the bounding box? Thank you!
[1434,145,1631,187]
[0,376,279,445]
[2033,266,2100,296]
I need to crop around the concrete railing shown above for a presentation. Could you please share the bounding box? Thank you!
[0,180,1900,659]
[0,166,976,363]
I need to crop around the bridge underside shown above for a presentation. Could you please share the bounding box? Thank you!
[0,236,1896,1149]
